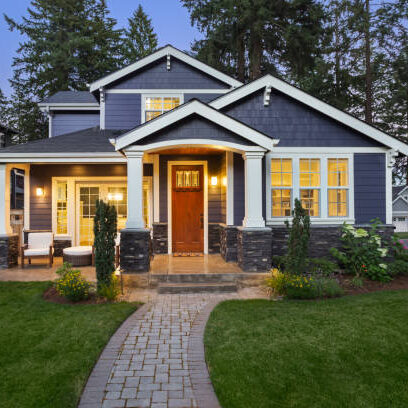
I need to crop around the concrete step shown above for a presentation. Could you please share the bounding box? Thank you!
[157,282,238,294]
[153,273,239,284]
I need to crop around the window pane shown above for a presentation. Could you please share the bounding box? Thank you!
[328,189,347,217]
[300,159,320,187]
[272,189,291,217]
[328,159,348,187]
[145,97,162,110]
[56,182,67,235]
[271,159,292,187]
[145,111,162,122]
[300,189,319,216]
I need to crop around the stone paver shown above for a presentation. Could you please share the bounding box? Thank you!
[79,289,267,408]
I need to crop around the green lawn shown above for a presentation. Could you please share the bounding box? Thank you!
[205,292,408,408]
[0,281,139,408]
[395,232,408,239]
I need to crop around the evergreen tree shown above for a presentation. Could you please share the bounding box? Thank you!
[4,0,123,142]
[123,5,158,65]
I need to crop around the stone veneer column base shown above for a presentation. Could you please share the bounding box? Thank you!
[237,227,272,272]
[120,229,151,273]
[152,223,168,254]
[220,224,238,262]
[208,223,221,254]
[0,234,19,269]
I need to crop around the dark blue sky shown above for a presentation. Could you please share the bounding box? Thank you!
[0,0,202,96]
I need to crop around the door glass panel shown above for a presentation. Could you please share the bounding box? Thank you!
[107,187,127,231]
[79,187,99,246]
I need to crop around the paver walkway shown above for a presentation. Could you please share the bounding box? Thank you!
[80,292,267,408]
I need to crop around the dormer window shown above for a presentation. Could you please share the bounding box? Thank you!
[142,95,182,123]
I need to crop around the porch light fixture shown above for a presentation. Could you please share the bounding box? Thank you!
[36,186,44,197]
[211,176,218,186]
[222,177,227,186]
[107,192,123,201]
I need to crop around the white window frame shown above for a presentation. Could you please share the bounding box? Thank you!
[265,153,354,225]
[141,93,184,124]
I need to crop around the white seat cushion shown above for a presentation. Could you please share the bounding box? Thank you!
[63,246,93,256]
[28,232,53,249]
[24,248,52,256]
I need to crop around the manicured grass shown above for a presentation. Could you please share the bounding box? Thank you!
[395,232,408,239]
[0,282,139,408]
[205,292,408,408]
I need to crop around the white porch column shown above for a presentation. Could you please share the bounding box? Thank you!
[242,151,265,228]
[226,151,234,225]
[125,151,145,229]
[0,164,11,235]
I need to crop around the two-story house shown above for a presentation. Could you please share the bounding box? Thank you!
[0,45,406,272]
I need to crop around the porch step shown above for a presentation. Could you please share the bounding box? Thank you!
[154,273,239,284]
[157,282,238,294]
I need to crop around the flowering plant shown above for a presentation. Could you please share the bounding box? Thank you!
[56,269,90,302]
[330,220,391,282]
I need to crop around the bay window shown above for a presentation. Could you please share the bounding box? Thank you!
[268,155,352,222]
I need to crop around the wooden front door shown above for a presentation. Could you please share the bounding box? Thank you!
[172,165,204,253]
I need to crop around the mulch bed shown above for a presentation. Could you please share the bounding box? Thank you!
[339,274,408,295]
[43,286,107,305]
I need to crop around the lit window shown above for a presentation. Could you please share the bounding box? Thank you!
[328,159,348,217]
[144,96,180,122]
[271,159,292,216]
[175,170,200,188]
[300,159,320,216]
[142,179,152,228]
[56,182,67,234]
[107,187,127,231]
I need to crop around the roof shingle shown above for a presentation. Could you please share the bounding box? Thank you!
[41,91,98,105]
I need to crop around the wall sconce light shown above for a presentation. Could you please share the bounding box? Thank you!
[107,192,123,201]
[222,177,227,186]
[211,176,218,186]
[36,186,44,197]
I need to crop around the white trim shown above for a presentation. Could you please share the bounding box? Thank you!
[141,93,184,124]
[116,100,278,151]
[167,160,208,254]
[0,165,10,234]
[210,74,408,156]
[48,113,53,138]
[89,45,242,92]
[226,151,234,225]
[127,139,268,154]
[105,89,230,94]
[274,147,388,153]
[100,88,105,130]
[386,151,395,224]
[39,103,99,108]
[393,196,408,206]
[393,186,408,203]
[153,154,160,223]
[0,153,126,163]
[265,153,355,225]
[22,164,30,231]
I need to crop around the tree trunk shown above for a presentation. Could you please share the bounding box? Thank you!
[364,0,373,123]
[249,29,262,80]
[237,32,246,82]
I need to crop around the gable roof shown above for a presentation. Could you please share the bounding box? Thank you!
[393,185,406,200]
[210,74,408,156]
[89,45,242,92]
[115,99,278,151]
[38,91,99,107]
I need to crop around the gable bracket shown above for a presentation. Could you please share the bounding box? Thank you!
[264,85,272,106]
[167,53,171,71]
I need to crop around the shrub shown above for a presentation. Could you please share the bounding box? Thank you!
[285,275,318,299]
[392,238,408,262]
[56,269,90,302]
[94,200,117,290]
[330,220,391,282]
[317,278,344,298]
[388,260,408,277]
[271,255,286,270]
[309,257,338,276]
[284,198,310,275]
[55,262,75,278]
[98,275,121,301]
[265,269,288,296]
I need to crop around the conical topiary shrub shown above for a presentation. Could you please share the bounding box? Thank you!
[93,200,117,289]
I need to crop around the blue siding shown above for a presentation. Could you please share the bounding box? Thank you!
[184,93,221,103]
[136,116,255,146]
[224,90,384,147]
[52,112,99,137]
[354,153,386,224]
[110,57,230,90]
[233,153,245,226]
[105,94,141,130]
[159,154,225,224]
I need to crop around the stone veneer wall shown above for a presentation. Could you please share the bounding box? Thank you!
[237,228,272,272]
[152,223,168,254]
[271,224,395,258]
[54,239,72,257]
[0,234,19,269]
[220,224,238,262]
[120,229,151,273]
[208,223,221,254]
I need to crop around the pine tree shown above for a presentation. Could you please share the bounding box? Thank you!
[4,0,123,142]
[123,5,158,65]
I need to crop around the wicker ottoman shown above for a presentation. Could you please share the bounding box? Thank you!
[63,246,93,267]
